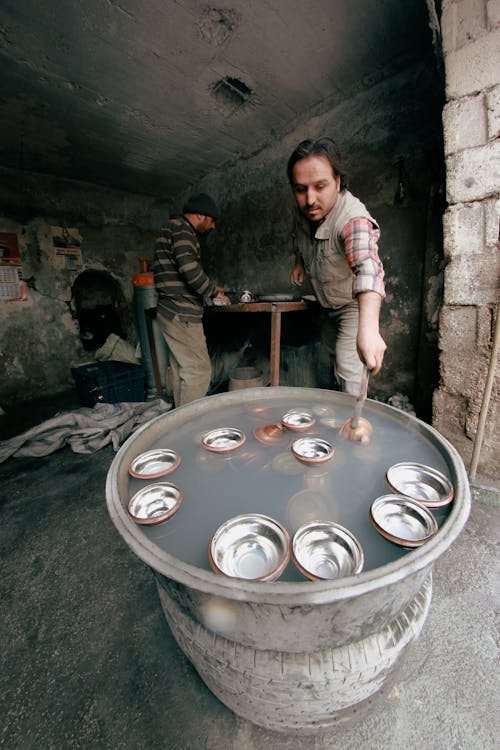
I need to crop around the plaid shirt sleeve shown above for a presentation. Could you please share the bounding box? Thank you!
[340,218,385,297]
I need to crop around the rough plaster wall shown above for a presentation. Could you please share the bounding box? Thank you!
[434,0,500,486]
[0,173,169,406]
[190,63,444,405]
[0,11,445,416]
[0,1,432,196]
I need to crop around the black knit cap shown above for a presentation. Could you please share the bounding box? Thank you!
[183,193,220,220]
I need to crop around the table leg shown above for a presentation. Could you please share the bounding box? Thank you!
[270,304,282,386]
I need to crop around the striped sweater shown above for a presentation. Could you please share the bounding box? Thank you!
[153,216,217,322]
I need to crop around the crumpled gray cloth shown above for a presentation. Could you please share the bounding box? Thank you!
[0,399,172,463]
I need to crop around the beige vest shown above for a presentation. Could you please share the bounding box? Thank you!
[294,190,379,309]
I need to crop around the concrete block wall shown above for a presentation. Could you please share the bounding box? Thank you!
[434,0,500,486]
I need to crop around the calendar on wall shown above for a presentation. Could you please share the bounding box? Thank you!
[0,265,27,301]
[0,232,27,301]
[51,226,82,269]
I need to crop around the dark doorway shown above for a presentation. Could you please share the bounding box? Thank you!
[72,270,129,351]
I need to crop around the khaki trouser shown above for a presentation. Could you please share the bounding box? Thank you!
[157,312,211,407]
[318,300,364,396]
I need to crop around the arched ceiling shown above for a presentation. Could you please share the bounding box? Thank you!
[0,0,434,197]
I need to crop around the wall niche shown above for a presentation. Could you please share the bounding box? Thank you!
[71,270,130,351]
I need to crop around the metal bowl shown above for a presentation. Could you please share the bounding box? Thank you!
[127,483,183,525]
[370,494,438,548]
[386,462,454,507]
[201,427,246,453]
[253,423,287,445]
[291,437,334,464]
[209,514,291,581]
[292,521,364,581]
[281,410,315,432]
[128,448,181,479]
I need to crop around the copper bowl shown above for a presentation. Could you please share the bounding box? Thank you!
[292,521,364,581]
[291,437,334,465]
[369,494,438,548]
[128,448,181,479]
[127,483,183,526]
[281,410,315,432]
[253,423,288,445]
[201,427,246,453]
[385,462,454,507]
[339,416,373,444]
[209,514,291,581]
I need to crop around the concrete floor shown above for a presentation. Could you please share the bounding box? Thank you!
[0,403,499,749]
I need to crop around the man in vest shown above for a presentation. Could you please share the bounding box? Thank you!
[153,193,230,407]
[288,138,386,395]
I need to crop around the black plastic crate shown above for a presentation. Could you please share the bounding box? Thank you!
[71,361,146,407]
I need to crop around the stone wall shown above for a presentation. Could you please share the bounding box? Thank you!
[434,0,500,485]
[0,168,167,405]
[0,56,444,415]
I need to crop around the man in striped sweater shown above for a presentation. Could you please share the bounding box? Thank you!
[153,193,229,407]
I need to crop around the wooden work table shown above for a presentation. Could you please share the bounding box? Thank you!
[208,299,311,386]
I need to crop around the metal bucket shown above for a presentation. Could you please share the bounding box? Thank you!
[228,366,264,390]
[106,387,470,734]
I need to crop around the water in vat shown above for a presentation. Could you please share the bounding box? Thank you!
[126,397,452,581]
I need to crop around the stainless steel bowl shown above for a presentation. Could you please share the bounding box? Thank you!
[386,462,454,507]
[128,448,181,479]
[292,521,364,581]
[209,514,291,581]
[291,437,334,465]
[281,410,315,431]
[370,494,438,548]
[201,427,246,453]
[127,483,183,525]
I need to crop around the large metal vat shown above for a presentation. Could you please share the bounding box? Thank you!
[106,387,470,734]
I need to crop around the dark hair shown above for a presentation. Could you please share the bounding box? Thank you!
[287,138,347,189]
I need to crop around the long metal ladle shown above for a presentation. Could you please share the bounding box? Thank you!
[339,365,373,443]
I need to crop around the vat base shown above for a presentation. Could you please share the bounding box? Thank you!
[156,575,432,735]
